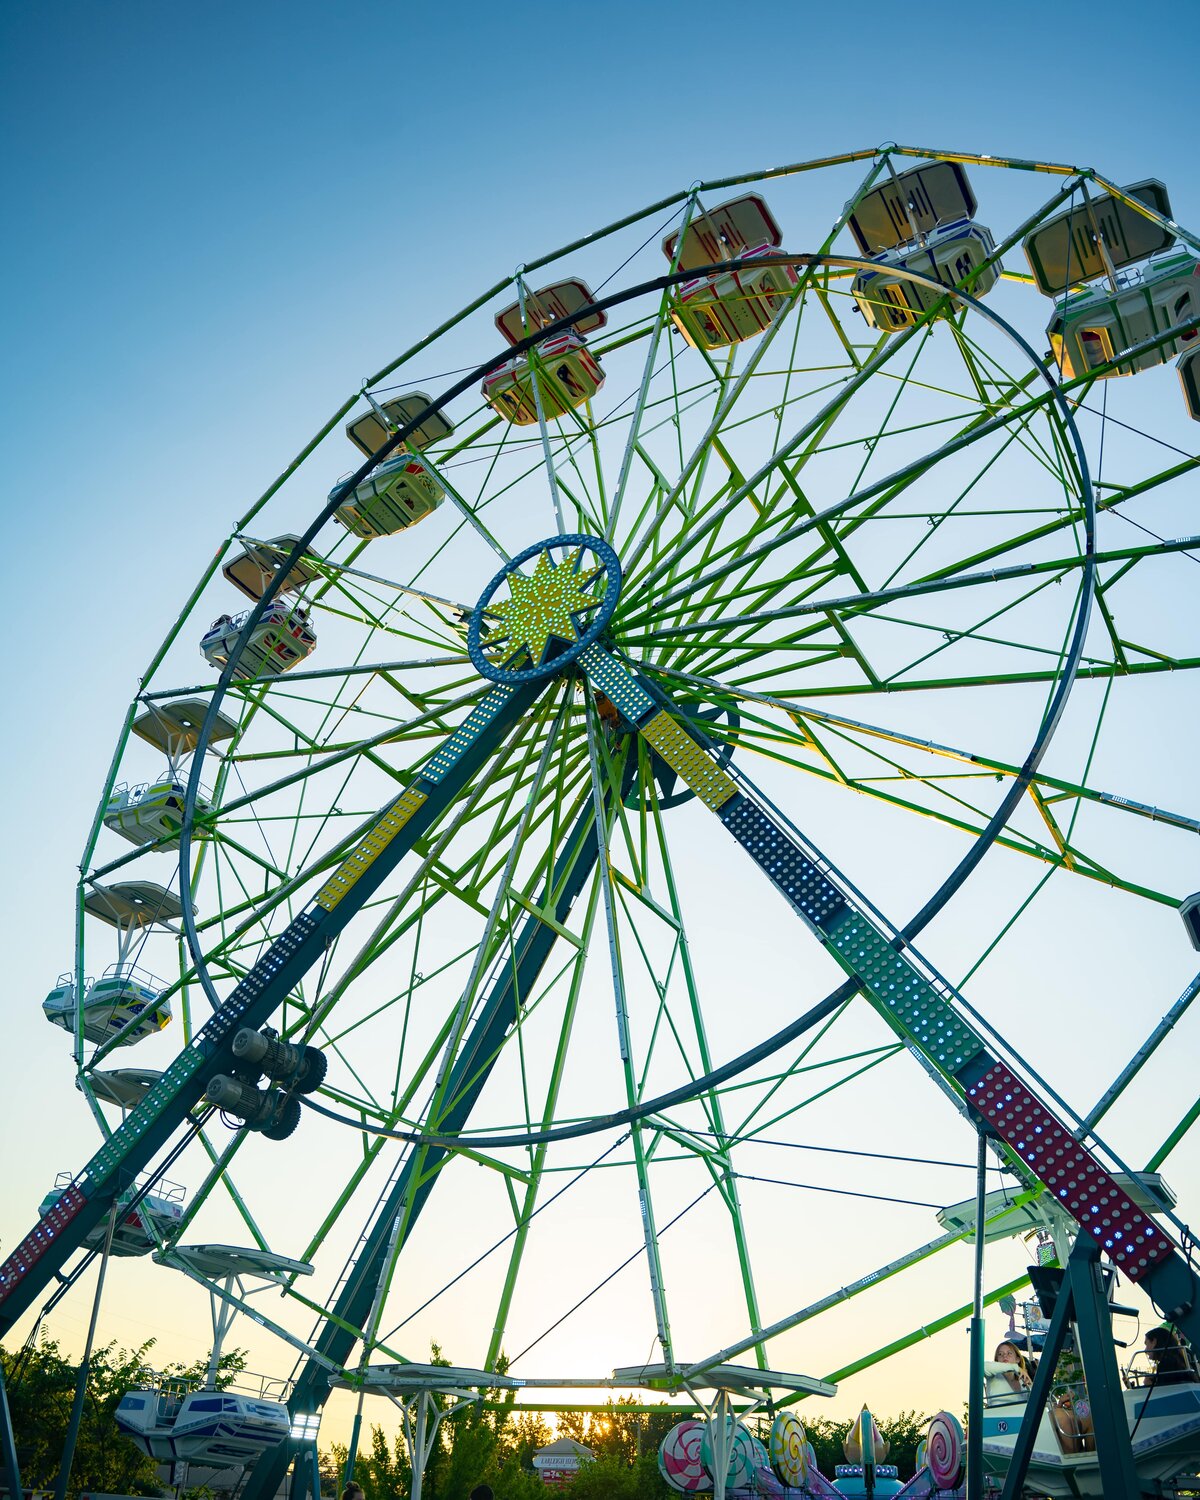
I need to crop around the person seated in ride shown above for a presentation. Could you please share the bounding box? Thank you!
[1144,1326,1199,1387]
[1048,1343,1094,1454]
[995,1340,1035,1392]
[983,1339,1035,1402]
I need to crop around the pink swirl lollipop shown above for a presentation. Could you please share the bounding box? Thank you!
[660,1420,712,1493]
[926,1411,965,1488]
[769,1412,809,1487]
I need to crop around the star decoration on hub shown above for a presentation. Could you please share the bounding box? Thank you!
[483,547,605,669]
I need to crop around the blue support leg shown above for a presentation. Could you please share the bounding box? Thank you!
[1067,1237,1141,1496]
[0,1360,23,1500]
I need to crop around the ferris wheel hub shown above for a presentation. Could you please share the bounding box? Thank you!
[467,532,622,684]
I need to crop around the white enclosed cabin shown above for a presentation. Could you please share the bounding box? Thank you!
[335,391,457,538]
[222,536,321,603]
[43,964,171,1045]
[1180,347,1200,420]
[484,328,605,425]
[39,1173,184,1257]
[1047,251,1200,380]
[116,1386,290,1465]
[117,1245,309,1466]
[484,279,607,425]
[200,601,316,679]
[105,699,237,847]
[44,881,185,1045]
[852,218,1001,332]
[104,778,211,849]
[664,194,798,350]
[332,454,445,538]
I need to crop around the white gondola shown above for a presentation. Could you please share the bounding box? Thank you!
[43,964,170,1045]
[662,193,797,351]
[116,1385,290,1465]
[483,328,605,425]
[103,778,212,849]
[200,600,316,679]
[105,699,235,849]
[222,536,322,602]
[39,1173,184,1257]
[852,218,1001,332]
[331,454,445,538]
[1047,250,1200,380]
[116,1245,311,1467]
[43,882,186,1046]
[1180,346,1200,420]
[981,1374,1200,1497]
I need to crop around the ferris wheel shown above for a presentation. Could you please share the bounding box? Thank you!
[5,143,1200,1498]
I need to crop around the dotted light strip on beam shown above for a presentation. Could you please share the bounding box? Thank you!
[640,710,738,811]
[720,799,848,928]
[0,1184,88,1302]
[967,1061,1175,1280]
[579,644,656,720]
[831,912,982,1076]
[423,684,519,784]
[315,786,429,913]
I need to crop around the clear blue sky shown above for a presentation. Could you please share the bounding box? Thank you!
[2,0,1197,1445]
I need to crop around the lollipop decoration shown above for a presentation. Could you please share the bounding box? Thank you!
[660,1420,712,1493]
[701,1416,760,1490]
[926,1411,966,1489]
[769,1411,810,1487]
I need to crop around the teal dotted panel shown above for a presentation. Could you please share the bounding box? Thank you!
[828,910,983,1076]
[579,644,656,723]
[423,683,520,785]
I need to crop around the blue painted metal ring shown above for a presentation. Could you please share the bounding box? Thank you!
[467,533,621,684]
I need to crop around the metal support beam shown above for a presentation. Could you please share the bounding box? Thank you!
[240,781,618,1500]
[577,644,1200,1360]
[966,1130,986,1500]
[0,1360,23,1500]
[53,1204,117,1500]
[998,1268,1074,1500]
[1068,1237,1141,1497]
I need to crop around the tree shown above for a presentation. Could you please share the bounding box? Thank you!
[497,1410,551,1471]
[877,1410,930,1477]
[1,1334,164,1494]
[327,1423,411,1500]
[566,1450,663,1500]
